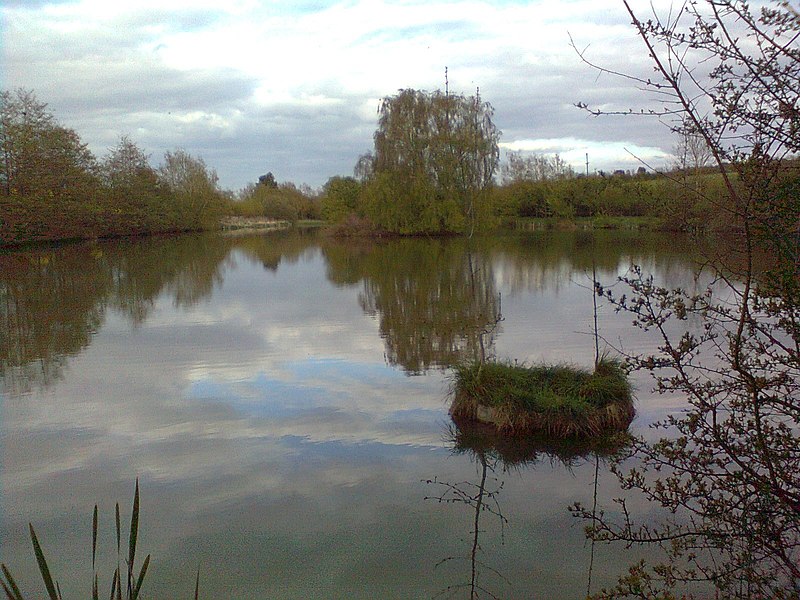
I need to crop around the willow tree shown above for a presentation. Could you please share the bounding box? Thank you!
[366,88,500,235]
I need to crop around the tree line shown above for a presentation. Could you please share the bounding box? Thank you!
[2,84,752,247]
[321,88,765,235]
[0,89,233,245]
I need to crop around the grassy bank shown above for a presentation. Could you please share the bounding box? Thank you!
[509,215,665,231]
[450,358,634,438]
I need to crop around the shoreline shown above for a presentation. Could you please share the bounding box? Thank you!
[219,216,292,232]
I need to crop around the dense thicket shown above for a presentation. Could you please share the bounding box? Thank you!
[233,177,321,223]
[492,167,741,228]
[0,89,228,245]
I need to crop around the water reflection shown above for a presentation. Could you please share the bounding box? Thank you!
[427,416,629,599]
[1,228,709,598]
[0,232,319,394]
[1,247,108,393]
[323,238,501,373]
[1,229,705,396]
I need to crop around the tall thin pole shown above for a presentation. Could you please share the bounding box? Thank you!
[592,259,600,368]
[585,152,590,177]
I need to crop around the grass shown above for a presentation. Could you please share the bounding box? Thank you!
[450,358,634,438]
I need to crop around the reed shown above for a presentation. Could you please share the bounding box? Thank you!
[0,479,151,600]
[450,357,634,438]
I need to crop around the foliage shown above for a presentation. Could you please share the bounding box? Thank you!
[571,2,800,598]
[258,171,278,189]
[157,149,227,229]
[0,89,234,245]
[236,179,321,223]
[321,175,361,222]
[0,89,99,201]
[363,88,500,235]
[100,136,173,235]
[490,172,682,224]
[492,179,559,219]
[361,170,463,235]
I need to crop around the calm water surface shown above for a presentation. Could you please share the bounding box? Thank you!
[1,229,702,598]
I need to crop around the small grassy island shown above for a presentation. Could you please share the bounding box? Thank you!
[450,358,634,438]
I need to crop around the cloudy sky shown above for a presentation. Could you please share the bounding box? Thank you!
[2,0,676,191]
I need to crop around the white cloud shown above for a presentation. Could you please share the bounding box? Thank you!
[501,137,673,173]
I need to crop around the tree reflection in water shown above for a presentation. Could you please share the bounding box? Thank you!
[323,238,502,374]
[0,231,316,395]
[426,415,629,599]
[2,229,701,394]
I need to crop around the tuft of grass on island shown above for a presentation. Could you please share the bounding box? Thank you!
[450,357,634,438]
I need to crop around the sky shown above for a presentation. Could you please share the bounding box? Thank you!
[1,0,678,191]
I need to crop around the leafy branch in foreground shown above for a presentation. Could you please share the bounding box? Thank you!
[1,479,151,600]
[570,1,800,598]
[574,261,800,598]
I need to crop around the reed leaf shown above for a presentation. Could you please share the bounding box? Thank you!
[29,524,58,600]
[92,505,98,571]
[127,479,140,596]
[114,502,121,600]
[194,569,200,600]
[3,482,155,600]
[1,565,24,600]
[109,568,119,600]
[115,504,121,558]
[130,555,150,600]
[1,580,18,600]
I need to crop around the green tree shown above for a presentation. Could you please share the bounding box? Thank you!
[0,88,98,200]
[501,150,575,183]
[102,135,155,190]
[157,149,224,229]
[258,172,277,188]
[571,2,800,598]
[367,88,500,235]
[321,175,361,222]
[101,136,168,233]
[238,179,319,223]
[495,151,576,218]
[0,89,103,243]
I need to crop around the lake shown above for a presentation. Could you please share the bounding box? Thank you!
[1,228,701,598]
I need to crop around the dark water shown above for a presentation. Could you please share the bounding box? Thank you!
[1,229,702,598]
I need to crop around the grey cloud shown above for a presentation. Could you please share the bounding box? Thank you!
[181,95,376,188]
[1,0,683,188]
